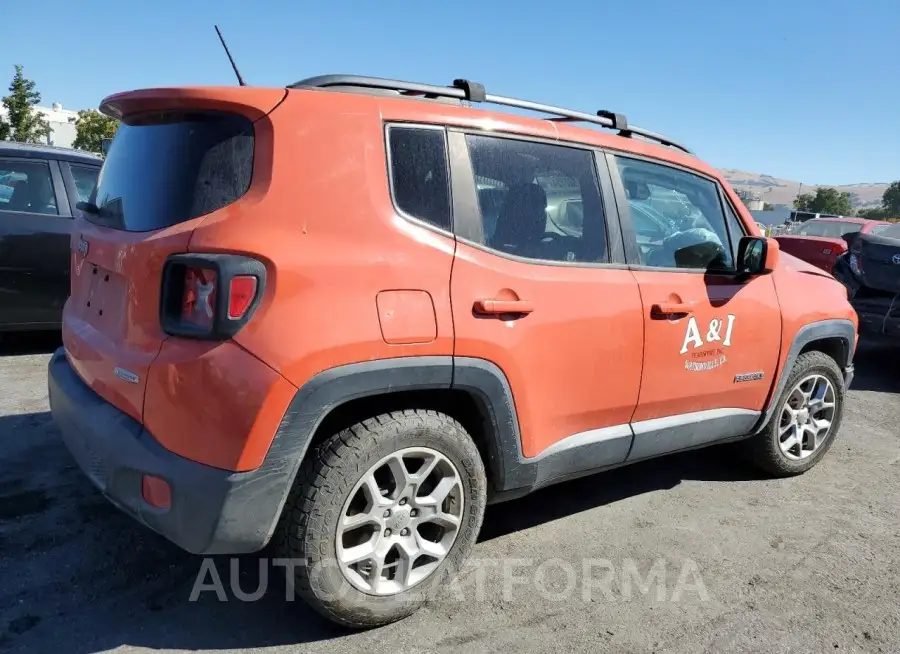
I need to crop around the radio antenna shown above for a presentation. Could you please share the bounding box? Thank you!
[214,25,246,86]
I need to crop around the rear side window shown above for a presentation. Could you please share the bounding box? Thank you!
[0,159,58,215]
[387,126,451,231]
[465,135,608,264]
[92,111,253,232]
[69,164,100,203]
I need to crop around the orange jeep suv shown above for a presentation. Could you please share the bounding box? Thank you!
[49,74,858,627]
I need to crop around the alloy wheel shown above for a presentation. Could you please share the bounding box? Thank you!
[336,447,464,595]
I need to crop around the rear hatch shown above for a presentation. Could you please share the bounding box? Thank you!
[63,88,284,421]
[852,229,900,294]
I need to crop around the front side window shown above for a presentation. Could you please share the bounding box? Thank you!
[465,134,608,264]
[0,159,58,215]
[616,156,734,271]
[388,126,451,231]
[69,164,100,204]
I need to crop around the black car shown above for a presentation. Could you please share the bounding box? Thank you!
[0,142,103,331]
[833,222,900,337]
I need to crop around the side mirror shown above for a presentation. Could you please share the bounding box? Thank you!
[100,138,113,156]
[737,236,778,276]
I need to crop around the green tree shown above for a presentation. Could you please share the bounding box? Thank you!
[857,207,888,220]
[72,109,119,153]
[0,65,51,143]
[763,202,774,211]
[794,193,815,211]
[793,187,853,216]
[882,181,900,216]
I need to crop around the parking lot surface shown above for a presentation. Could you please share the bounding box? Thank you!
[1,333,898,653]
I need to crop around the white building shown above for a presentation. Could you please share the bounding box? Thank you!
[0,102,80,148]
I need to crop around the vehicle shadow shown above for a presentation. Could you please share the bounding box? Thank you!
[0,408,763,652]
[846,337,900,394]
[0,331,61,357]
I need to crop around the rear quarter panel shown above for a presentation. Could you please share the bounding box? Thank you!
[187,90,457,388]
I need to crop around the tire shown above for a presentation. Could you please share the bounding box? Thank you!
[274,409,487,628]
[743,350,846,477]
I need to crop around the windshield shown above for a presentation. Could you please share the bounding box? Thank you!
[873,223,900,239]
[869,223,896,236]
[90,110,254,232]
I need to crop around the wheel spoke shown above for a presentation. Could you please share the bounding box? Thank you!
[386,456,413,498]
[341,511,380,530]
[417,476,459,507]
[340,539,377,565]
[415,531,449,559]
[779,419,795,436]
[411,453,440,482]
[431,511,461,529]
[363,473,392,508]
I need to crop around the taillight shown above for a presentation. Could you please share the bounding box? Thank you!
[161,254,266,340]
[182,267,218,330]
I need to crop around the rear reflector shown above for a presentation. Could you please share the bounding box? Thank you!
[142,475,172,509]
[228,275,258,319]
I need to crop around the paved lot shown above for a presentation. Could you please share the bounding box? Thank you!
[1,332,899,653]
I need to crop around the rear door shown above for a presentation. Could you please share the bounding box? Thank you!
[448,131,644,470]
[0,156,72,327]
[608,154,782,460]
[63,109,257,422]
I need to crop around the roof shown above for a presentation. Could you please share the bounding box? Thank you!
[289,74,693,155]
[810,216,869,224]
[0,141,103,165]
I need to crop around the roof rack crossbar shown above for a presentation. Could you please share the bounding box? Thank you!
[289,75,692,155]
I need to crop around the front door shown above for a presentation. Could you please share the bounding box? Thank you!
[448,131,644,471]
[0,157,72,328]
[609,153,781,460]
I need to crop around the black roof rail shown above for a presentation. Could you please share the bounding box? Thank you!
[288,74,693,155]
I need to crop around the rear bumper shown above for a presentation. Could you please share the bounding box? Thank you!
[48,348,291,555]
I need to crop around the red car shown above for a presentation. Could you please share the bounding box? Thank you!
[775,217,892,272]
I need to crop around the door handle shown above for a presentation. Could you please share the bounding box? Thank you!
[651,301,695,318]
[473,299,534,315]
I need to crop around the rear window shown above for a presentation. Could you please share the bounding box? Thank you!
[795,220,859,238]
[91,111,254,232]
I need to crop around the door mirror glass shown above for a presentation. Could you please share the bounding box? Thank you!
[100,138,113,157]
[737,236,777,275]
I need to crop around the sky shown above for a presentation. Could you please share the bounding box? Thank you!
[2,0,898,185]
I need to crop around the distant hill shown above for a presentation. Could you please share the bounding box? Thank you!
[721,169,890,209]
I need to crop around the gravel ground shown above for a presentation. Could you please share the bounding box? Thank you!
[1,332,898,654]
